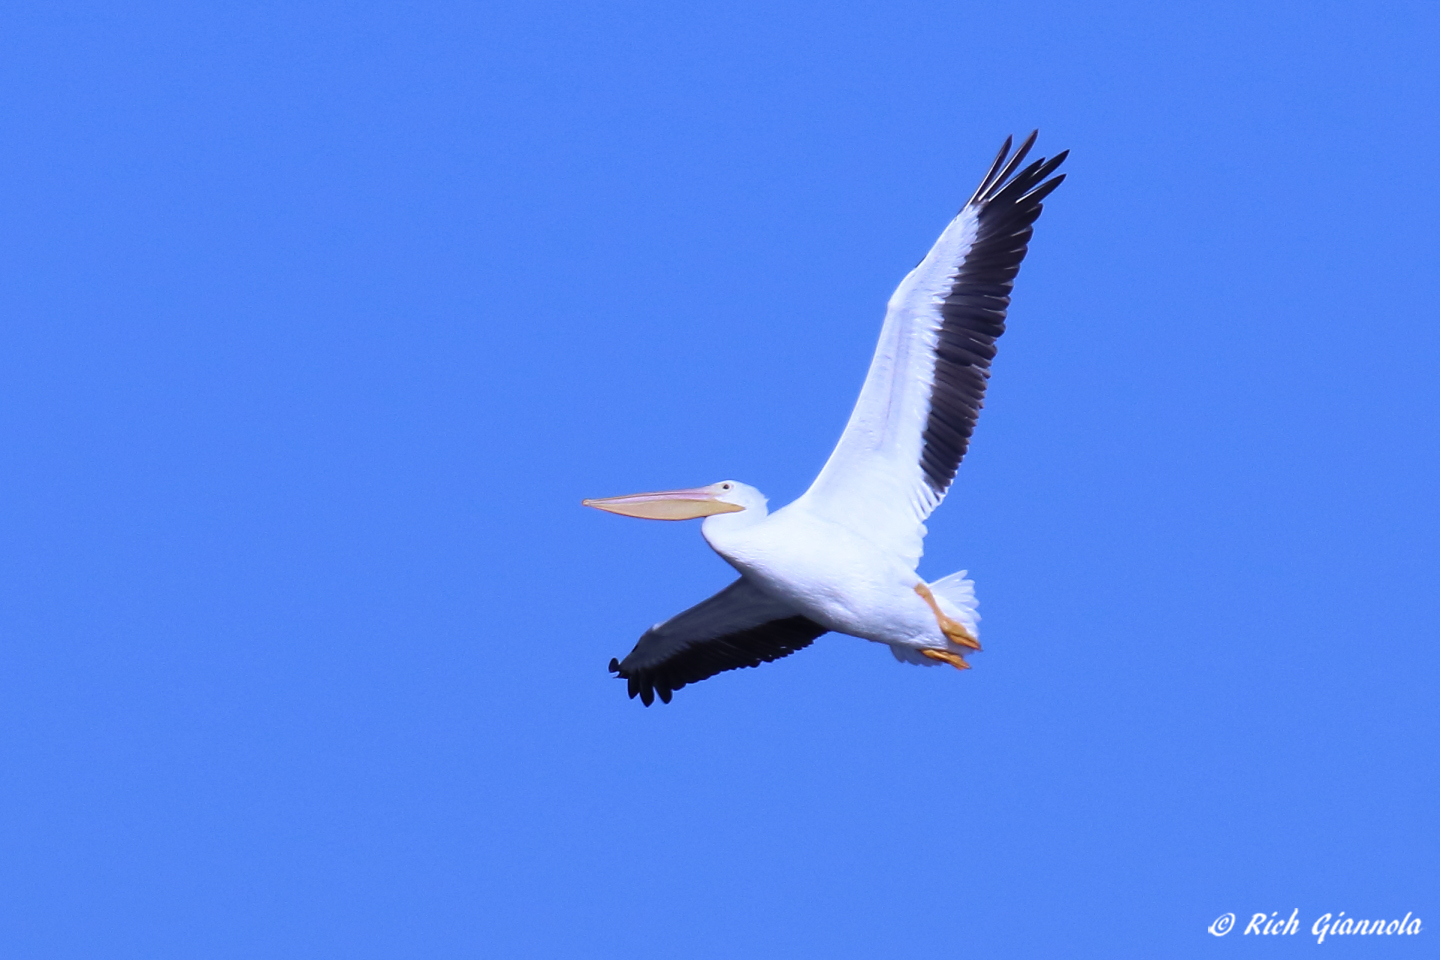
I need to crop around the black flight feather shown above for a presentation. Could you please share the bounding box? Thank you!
[918,134,1066,495]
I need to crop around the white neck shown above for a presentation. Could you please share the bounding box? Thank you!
[701,502,768,553]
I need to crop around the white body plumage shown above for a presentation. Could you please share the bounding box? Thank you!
[700,488,978,660]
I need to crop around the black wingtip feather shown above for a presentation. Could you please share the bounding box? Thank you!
[967,135,1014,207]
[1024,173,1066,205]
[981,131,1039,203]
[1031,150,1068,183]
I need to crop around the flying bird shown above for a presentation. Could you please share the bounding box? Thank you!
[585,132,1066,705]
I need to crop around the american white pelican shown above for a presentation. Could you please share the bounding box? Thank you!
[585,132,1066,705]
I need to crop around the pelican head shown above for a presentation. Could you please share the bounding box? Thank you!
[582,480,766,521]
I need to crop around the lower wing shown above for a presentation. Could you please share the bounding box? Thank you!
[609,577,829,705]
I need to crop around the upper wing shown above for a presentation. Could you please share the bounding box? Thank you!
[609,578,829,706]
[799,133,1066,566]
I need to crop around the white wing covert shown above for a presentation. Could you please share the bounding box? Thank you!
[800,133,1067,566]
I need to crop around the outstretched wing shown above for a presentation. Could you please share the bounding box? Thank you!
[609,578,828,706]
[800,132,1067,566]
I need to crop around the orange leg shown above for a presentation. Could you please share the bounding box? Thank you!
[914,583,981,650]
[922,648,972,670]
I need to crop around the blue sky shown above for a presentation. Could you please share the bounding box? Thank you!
[1,1,1436,956]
